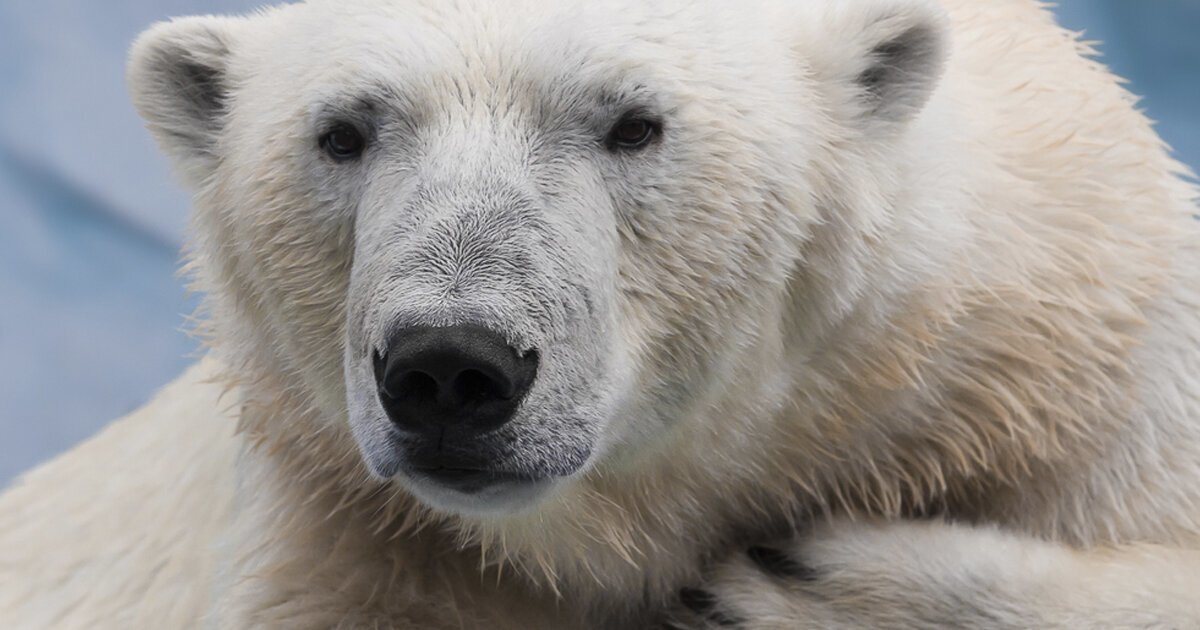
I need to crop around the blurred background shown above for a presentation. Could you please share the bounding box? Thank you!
[1,1,1198,484]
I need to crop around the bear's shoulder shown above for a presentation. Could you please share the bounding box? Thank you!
[0,358,239,628]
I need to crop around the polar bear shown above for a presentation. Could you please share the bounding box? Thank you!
[3,0,1200,627]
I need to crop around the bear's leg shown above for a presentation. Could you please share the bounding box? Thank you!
[663,519,1200,629]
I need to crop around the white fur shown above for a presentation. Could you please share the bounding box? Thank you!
[2,0,1199,627]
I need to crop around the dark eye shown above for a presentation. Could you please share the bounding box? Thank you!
[606,114,660,151]
[320,124,366,161]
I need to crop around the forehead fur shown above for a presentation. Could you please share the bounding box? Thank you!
[227,0,809,128]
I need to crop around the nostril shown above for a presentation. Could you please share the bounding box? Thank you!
[453,368,510,403]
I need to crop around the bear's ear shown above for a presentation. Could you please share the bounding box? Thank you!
[127,16,244,179]
[798,0,949,127]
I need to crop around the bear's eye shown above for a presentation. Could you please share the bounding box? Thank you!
[606,114,661,151]
[320,124,367,162]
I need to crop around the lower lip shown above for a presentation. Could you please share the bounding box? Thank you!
[401,468,558,516]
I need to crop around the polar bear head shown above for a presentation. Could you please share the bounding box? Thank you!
[129,0,949,518]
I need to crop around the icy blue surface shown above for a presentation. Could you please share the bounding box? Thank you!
[1055,0,1200,174]
[0,1,1197,484]
[0,0,264,484]
[0,150,198,482]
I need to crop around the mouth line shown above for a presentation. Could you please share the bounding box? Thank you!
[405,465,543,489]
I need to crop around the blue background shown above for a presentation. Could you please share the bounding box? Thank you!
[1,1,1198,484]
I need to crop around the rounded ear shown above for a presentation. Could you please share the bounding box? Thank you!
[797,0,950,127]
[127,16,246,181]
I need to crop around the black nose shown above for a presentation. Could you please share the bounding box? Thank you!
[373,325,538,437]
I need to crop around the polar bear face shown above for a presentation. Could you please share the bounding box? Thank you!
[130,0,947,516]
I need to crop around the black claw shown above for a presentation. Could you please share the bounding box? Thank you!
[677,588,741,627]
[747,546,819,581]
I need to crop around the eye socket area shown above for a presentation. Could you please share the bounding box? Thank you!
[320,123,367,162]
[606,113,662,151]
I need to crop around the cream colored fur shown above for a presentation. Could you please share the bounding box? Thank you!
[3,0,1200,628]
